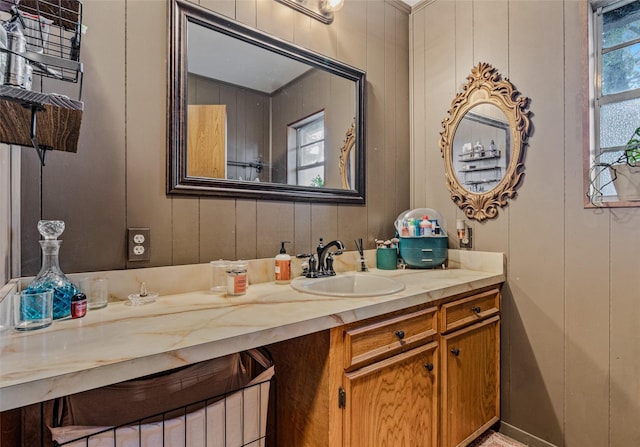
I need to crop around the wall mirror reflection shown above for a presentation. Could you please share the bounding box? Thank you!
[452,104,511,193]
[440,63,532,221]
[168,0,366,203]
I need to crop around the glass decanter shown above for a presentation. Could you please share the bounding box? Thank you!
[23,220,79,320]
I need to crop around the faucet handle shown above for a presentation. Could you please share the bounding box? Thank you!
[296,253,318,277]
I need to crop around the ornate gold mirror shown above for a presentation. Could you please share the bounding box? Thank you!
[440,63,532,221]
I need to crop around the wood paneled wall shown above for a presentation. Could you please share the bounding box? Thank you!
[411,1,640,446]
[19,0,410,276]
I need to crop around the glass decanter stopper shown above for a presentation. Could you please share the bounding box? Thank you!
[23,220,79,320]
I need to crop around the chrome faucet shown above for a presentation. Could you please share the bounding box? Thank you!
[317,238,344,277]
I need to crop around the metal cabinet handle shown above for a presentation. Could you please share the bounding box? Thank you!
[450,348,460,356]
[471,306,481,314]
[424,362,434,372]
[395,330,405,340]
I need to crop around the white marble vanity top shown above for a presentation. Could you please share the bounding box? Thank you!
[0,250,504,411]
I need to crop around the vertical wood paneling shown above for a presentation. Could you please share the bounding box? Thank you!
[423,0,456,229]
[126,0,172,268]
[200,198,237,262]
[256,201,294,259]
[609,209,640,446]
[410,8,426,207]
[563,3,611,447]
[37,0,127,274]
[257,0,294,42]
[336,0,367,70]
[384,2,398,234]
[294,202,312,255]
[311,203,338,245]
[366,1,387,243]
[172,197,200,265]
[0,145,10,284]
[236,200,257,259]
[395,10,411,219]
[19,149,40,276]
[508,1,565,444]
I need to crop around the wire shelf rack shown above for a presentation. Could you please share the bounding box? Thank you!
[1,0,83,85]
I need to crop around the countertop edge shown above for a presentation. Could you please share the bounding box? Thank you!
[0,270,504,412]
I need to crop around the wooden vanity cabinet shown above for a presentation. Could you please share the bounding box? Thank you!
[268,305,439,447]
[340,307,439,447]
[267,287,500,447]
[342,341,439,447]
[440,289,501,447]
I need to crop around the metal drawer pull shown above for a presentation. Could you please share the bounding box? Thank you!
[421,248,433,252]
[424,362,434,372]
[471,306,481,314]
[395,330,405,340]
[421,259,434,262]
[450,348,460,356]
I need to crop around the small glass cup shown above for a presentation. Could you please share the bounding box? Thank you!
[210,260,229,294]
[80,278,109,310]
[13,290,53,331]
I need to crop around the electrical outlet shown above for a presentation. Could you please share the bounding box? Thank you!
[128,228,150,261]
[460,227,473,249]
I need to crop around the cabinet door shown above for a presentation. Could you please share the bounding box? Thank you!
[441,316,500,447]
[342,342,438,447]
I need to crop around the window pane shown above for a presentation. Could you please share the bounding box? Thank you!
[299,119,324,145]
[602,42,640,95]
[299,142,324,166]
[603,1,640,49]
[298,166,324,187]
[600,97,640,148]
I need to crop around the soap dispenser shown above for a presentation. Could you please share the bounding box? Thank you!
[275,241,291,284]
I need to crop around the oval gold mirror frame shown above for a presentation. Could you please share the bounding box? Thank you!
[339,119,356,189]
[440,62,532,221]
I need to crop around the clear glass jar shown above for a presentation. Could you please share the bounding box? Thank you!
[226,261,248,296]
[23,221,79,320]
[210,260,229,294]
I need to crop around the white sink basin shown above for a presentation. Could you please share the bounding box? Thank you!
[290,273,405,297]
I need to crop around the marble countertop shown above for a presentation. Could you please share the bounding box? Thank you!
[0,250,504,412]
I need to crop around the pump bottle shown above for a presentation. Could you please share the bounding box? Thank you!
[275,241,291,284]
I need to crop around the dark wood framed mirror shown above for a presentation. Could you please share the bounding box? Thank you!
[168,0,366,203]
[440,63,532,221]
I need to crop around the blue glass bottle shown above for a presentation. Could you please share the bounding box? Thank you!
[23,221,79,320]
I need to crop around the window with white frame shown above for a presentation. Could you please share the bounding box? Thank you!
[589,0,640,204]
[287,111,326,187]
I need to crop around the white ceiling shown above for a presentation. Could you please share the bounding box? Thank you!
[187,21,312,94]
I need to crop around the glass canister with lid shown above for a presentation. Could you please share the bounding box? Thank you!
[226,261,248,296]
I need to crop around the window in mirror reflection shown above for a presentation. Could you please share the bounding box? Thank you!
[288,111,326,187]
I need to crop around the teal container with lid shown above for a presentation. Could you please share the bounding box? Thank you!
[395,208,448,269]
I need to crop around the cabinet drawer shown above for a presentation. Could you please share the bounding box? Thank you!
[344,307,437,370]
[441,289,500,333]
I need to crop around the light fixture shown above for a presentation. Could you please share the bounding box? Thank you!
[275,0,344,24]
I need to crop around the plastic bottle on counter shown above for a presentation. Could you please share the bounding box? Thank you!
[419,215,432,236]
[408,219,416,237]
[275,241,291,284]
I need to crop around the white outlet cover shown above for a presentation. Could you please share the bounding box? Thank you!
[133,245,145,255]
[133,234,145,244]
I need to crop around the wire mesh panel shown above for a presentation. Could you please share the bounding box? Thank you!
[1,0,83,83]
[49,350,275,447]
